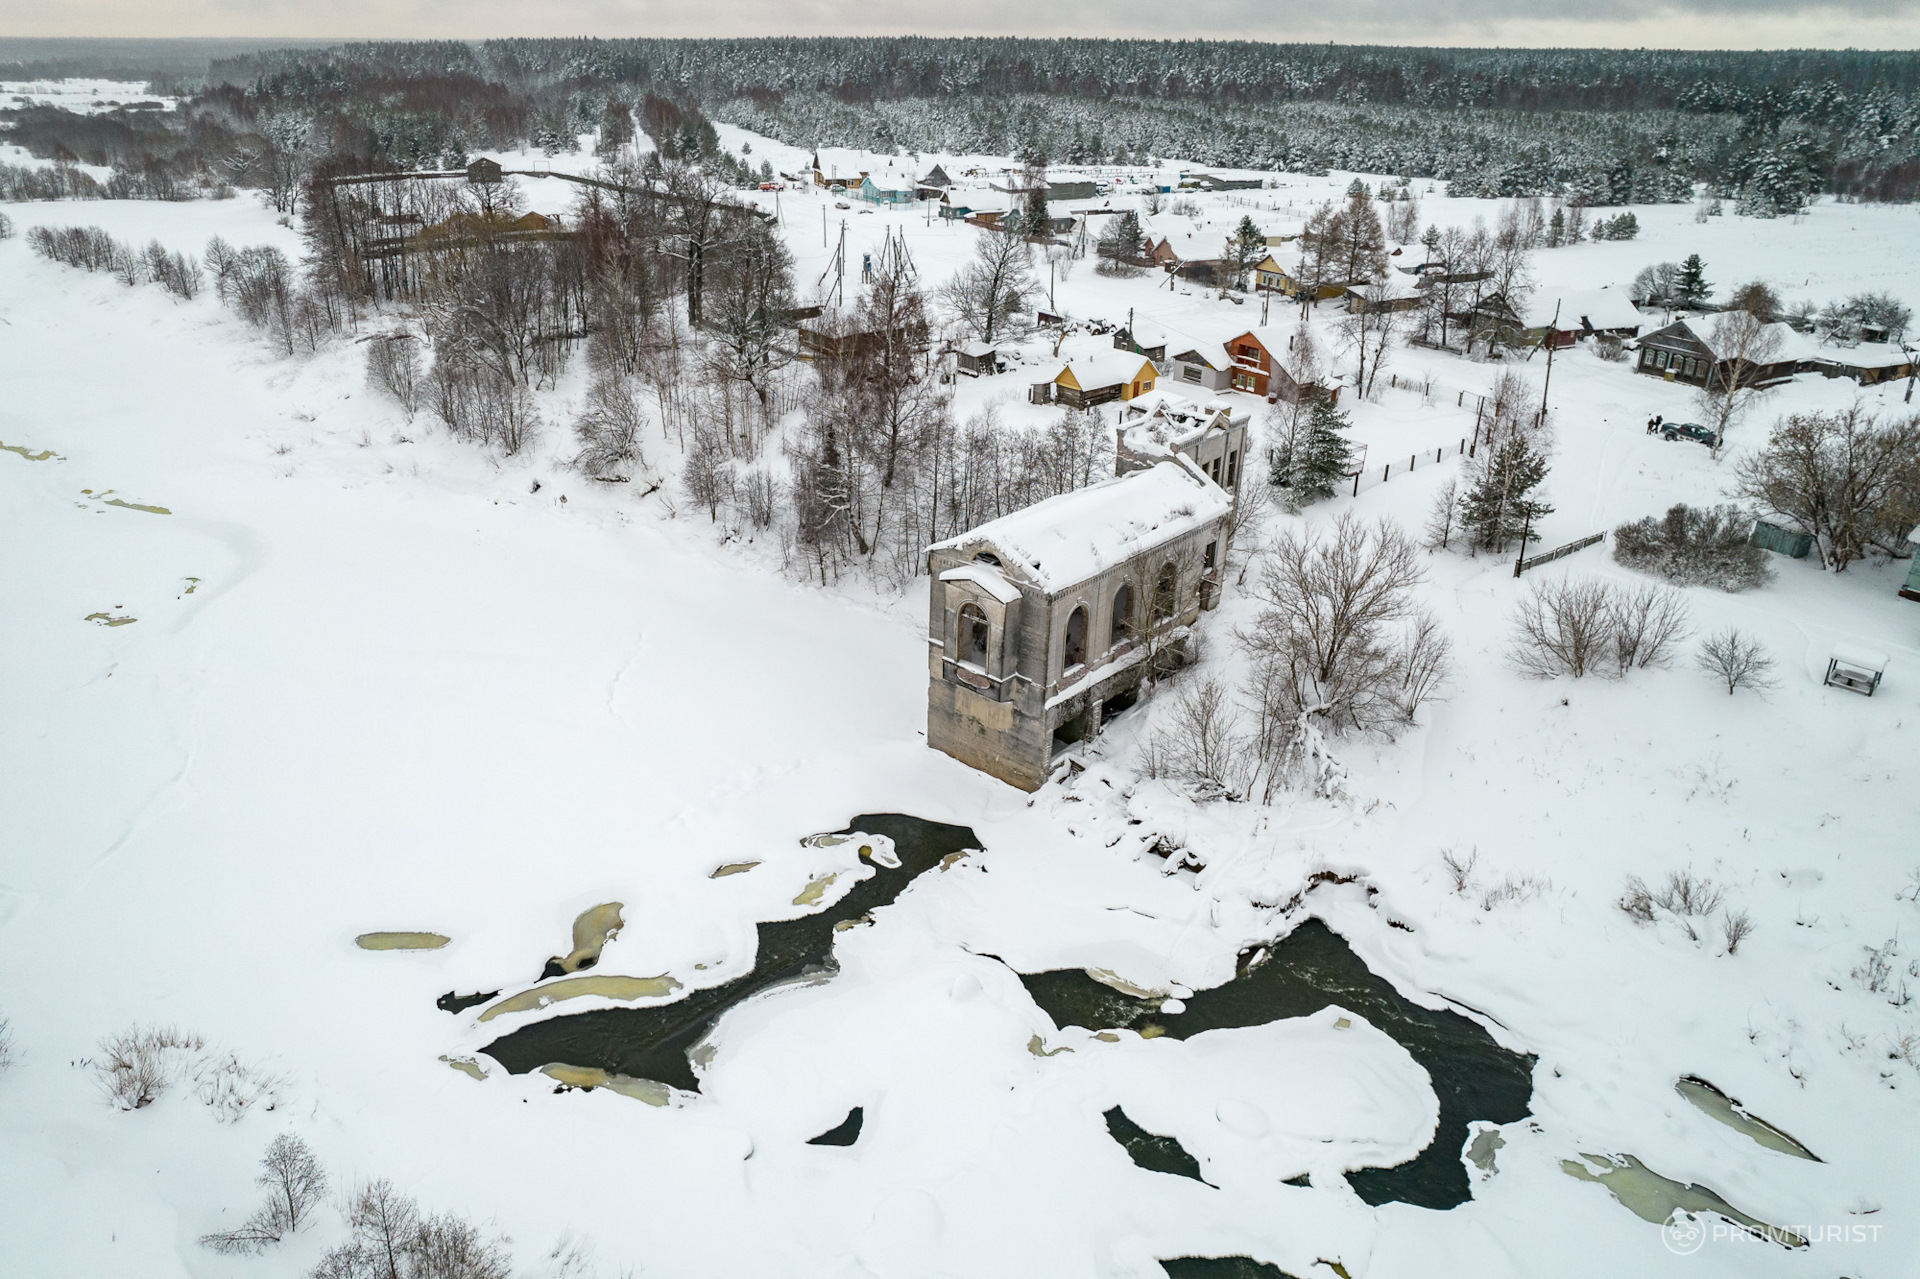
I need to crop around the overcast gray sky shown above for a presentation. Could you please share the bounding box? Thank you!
[3,0,1917,49]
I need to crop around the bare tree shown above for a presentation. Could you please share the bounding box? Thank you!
[1606,582,1691,674]
[1734,406,1920,571]
[366,333,423,418]
[1142,675,1247,797]
[1696,627,1779,695]
[570,375,647,478]
[1424,478,1461,550]
[1341,275,1402,397]
[943,226,1034,344]
[1237,512,1449,734]
[200,1133,328,1254]
[1695,311,1785,458]
[1508,578,1615,679]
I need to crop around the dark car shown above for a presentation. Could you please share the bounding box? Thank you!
[1661,421,1718,446]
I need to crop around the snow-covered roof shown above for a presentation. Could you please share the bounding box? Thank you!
[958,339,997,357]
[863,174,914,194]
[1522,287,1641,332]
[1161,230,1231,263]
[1348,273,1424,301]
[1690,318,1820,363]
[1054,352,1155,391]
[1830,642,1890,672]
[1812,340,1911,370]
[929,460,1232,593]
[940,564,1022,604]
[1170,341,1231,370]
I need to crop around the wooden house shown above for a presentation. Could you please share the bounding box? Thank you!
[1633,319,1809,388]
[955,340,998,377]
[1809,342,1915,386]
[1037,352,1159,408]
[1168,343,1233,393]
[859,173,916,205]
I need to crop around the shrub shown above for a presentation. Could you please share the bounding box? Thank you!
[309,1179,512,1279]
[0,1015,13,1073]
[97,1024,205,1110]
[1696,628,1779,695]
[1509,578,1690,679]
[366,333,424,418]
[1613,504,1772,591]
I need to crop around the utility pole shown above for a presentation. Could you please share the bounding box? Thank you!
[1536,301,1562,428]
[1512,503,1534,579]
[1905,343,1917,404]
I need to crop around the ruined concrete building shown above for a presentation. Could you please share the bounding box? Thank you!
[1114,390,1250,500]
[925,458,1235,790]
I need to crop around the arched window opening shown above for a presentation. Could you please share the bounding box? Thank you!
[974,551,1002,567]
[1063,606,1087,671]
[958,603,990,669]
[1110,584,1133,645]
[1152,563,1178,621]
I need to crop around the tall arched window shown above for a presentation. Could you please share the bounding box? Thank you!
[1152,563,1178,621]
[1110,584,1133,645]
[1063,606,1087,672]
[958,603,990,668]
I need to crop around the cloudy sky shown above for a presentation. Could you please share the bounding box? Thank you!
[3,0,1917,49]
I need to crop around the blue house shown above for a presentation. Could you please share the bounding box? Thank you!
[859,174,915,206]
[1903,527,1920,602]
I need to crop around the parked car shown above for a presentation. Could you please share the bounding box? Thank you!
[834,200,850,210]
[1661,421,1718,446]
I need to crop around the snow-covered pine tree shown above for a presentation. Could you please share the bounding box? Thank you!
[1229,215,1266,291]
[1674,254,1711,307]
[1460,431,1553,553]
[1288,395,1353,507]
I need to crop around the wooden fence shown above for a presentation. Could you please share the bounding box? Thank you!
[1515,531,1606,576]
[1347,438,1472,496]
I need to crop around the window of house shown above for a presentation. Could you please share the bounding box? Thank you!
[1110,584,1133,645]
[1208,457,1222,483]
[958,603,990,669]
[1182,365,1202,383]
[1226,450,1240,487]
[1204,541,1218,570]
[1655,350,1670,369]
[1063,606,1087,672]
[1153,564,1178,620]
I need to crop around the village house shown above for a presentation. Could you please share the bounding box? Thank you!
[1222,327,1324,401]
[925,460,1235,790]
[1632,318,1811,388]
[1251,248,1349,301]
[1808,341,1915,386]
[954,340,998,377]
[1111,323,1169,369]
[1114,390,1250,500]
[1034,352,1158,408]
[859,172,916,205]
[1341,273,1427,313]
[1168,342,1234,392]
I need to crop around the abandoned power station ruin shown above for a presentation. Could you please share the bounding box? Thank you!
[925,405,1246,790]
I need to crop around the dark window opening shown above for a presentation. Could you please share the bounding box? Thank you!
[1153,564,1178,620]
[1101,685,1139,722]
[1204,541,1218,570]
[974,551,1002,567]
[1110,584,1133,645]
[958,603,989,668]
[1052,711,1090,754]
[1226,450,1240,487]
[1063,606,1087,672]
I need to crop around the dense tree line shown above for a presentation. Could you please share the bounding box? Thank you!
[182,39,1920,203]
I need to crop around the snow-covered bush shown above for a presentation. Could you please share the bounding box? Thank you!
[0,211,11,240]
[96,1025,205,1110]
[200,1133,328,1255]
[1619,871,1745,948]
[0,1015,13,1073]
[569,376,646,478]
[193,1050,288,1123]
[366,334,424,418]
[1612,504,1772,591]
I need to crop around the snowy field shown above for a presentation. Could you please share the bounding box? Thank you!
[3,116,1920,1279]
